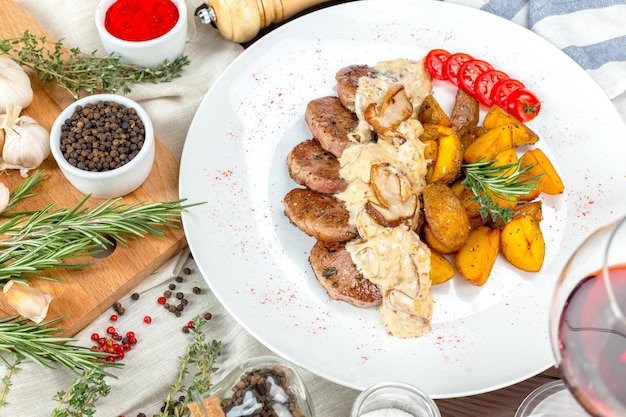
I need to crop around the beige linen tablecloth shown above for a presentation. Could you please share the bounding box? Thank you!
[3,0,626,416]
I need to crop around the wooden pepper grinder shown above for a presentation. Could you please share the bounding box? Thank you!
[194,0,331,43]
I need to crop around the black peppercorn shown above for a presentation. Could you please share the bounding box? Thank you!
[59,101,145,173]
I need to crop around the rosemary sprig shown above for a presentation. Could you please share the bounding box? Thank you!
[462,157,543,224]
[159,315,222,416]
[2,170,48,215]
[0,315,120,408]
[0,30,190,100]
[0,315,120,375]
[0,195,200,285]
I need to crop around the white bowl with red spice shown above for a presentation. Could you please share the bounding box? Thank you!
[95,0,188,68]
[50,94,155,198]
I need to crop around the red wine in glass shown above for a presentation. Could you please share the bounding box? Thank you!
[558,265,626,417]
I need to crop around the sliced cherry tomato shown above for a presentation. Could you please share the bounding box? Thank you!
[474,69,509,107]
[458,59,494,96]
[505,88,541,122]
[490,78,525,109]
[425,49,451,80]
[443,52,474,86]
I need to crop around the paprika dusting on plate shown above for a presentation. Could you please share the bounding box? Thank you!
[104,0,179,42]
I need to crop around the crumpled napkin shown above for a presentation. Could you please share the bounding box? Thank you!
[444,0,626,99]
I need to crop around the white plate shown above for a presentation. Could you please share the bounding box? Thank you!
[179,0,626,398]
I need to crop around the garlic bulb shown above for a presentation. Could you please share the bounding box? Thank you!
[0,104,50,177]
[0,58,33,111]
[3,280,53,323]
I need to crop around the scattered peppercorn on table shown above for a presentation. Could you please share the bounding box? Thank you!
[1,0,626,416]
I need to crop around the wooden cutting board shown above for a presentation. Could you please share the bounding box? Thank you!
[0,0,187,337]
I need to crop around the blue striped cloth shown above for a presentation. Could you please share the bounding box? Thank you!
[444,0,626,98]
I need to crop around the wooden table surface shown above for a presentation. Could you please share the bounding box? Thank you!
[436,367,561,416]
[243,1,566,415]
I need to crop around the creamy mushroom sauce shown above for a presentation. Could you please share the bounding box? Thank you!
[335,58,434,337]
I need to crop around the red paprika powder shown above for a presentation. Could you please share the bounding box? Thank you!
[104,0,179,42]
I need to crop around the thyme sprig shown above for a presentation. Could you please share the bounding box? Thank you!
[0,30,190,100]
[52,367,111,417]
[159,315,222,417]
[462,157,542,224]
[0,193,200,285]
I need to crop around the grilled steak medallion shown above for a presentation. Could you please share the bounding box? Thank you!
[335,64,374,113]
[309,240,382,308]
[283,188,357,243]
[305,96,358,158]
[287,139,347,194]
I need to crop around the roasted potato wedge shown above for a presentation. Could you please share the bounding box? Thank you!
[520,148,565,195]
[516,155,545,202]
[500,214,545,272]
[463,125,513,163]
[450,180,482,218]
[422,183,470,252]
[492,148,518,174]
[450,88,479,136]
[490,201,543,230]
[430,249,456,285]
[483,105,539,146]
[423,224,459,255]
[418,95,452,127]
[459,125,489,152]
[455,226,501,286]
[428,126,463,184]
[420,123,443,143]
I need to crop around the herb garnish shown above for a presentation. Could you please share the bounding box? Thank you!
[462,157,543,224]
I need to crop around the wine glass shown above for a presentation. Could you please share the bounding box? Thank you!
[516,216,626,417]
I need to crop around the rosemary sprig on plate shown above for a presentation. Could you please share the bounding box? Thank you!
[462,157,542,224]
[0,30,190,100]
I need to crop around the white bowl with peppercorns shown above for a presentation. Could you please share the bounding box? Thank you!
[50,94,155,198]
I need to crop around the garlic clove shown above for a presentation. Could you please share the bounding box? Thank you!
[0,182,9,213]
[0,58,33,110]
[3,280,53,323]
